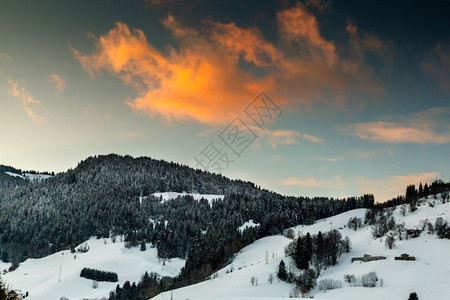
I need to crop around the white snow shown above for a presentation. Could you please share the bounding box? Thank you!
[148,192,224,204]
[4,172,51,181]
[2,237,184,300]
[152,194,450,300]
[4,172,24,179]
[24,173,52,181]
[238,220,260,233]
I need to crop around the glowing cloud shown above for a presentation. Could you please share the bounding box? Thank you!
[73,3,390,125]
[8,80,46,122]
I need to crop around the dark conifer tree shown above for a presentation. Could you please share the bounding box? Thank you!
[277,260,287,281]
[424,183,430,197]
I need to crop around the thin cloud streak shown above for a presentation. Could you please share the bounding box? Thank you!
[8,79,46,123]
[313,155,345,162]
[338,107,450,144]
[282,175,347,190]
[252,127,323,148]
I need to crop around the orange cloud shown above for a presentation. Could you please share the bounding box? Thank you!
[47,73,65,95]
[422,43,450,92]
[73,3,389,125]
[211,21,282,67]
[338,107,450,144]
[356,172,441,202]
[8,79,46,122]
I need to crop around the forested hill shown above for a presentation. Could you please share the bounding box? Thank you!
[0,154,373,273]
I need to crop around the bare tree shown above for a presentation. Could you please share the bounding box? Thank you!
[385,235,395,249]
[400,204,407,217]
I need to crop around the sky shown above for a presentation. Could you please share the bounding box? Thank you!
[0,0,449,202]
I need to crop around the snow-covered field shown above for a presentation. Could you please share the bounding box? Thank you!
[1,238,184,300]
[153,195,450,300]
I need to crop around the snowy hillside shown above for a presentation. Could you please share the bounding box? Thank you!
[153,194,450,300]
[2,194,448,300]
[1,238,184,300]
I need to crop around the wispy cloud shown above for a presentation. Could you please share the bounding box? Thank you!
[305,0,331,11]
[338,107,450,144]
[356,172,441,202]
[119,131,139,139]
[73,2,390,125]
[352,147,394,159]
[282,175,347,190]
[253,127,323,148]
[47,73,66,95]
[422,43,450,92]
[0,53,13,60]
[8,79,46,122]
[313,155,345,162]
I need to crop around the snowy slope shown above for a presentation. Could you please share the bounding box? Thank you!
[144,192,224,204]
[4,171,52,181]
[2,238,184,300]
[4,171,25,179]
[152,195,450,300]
[24,172,52,181]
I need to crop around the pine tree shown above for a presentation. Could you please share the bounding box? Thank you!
[304,233,313,268]
[140,241,146,251]
[277,260,287,281]
[408,292,419,300]
[295,236,303,269]
[296,234,312,270]
[424,183,430,197]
